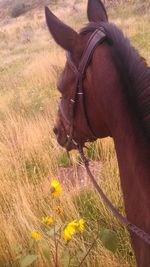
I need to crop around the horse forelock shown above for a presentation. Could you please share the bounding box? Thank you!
[80,22,150,142]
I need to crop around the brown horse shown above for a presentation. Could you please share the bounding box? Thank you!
[45,0,150,266]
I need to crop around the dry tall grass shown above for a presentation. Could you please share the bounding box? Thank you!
[0,1,149,266]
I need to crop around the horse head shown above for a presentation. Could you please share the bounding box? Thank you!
[45,0,112,151]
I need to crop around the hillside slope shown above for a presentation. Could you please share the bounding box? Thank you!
[0,0,55,21]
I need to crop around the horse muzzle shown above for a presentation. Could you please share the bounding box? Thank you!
[53,125,78,151]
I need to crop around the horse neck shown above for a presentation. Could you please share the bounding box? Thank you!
[92,45,150,202]
[112,102,150,206]
[91,46,150,265]
[110,90,150,266]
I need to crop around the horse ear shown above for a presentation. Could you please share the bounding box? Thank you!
[45,6,79,53]
[87,0,108,22]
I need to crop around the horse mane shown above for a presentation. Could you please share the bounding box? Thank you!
[80,22,150,140]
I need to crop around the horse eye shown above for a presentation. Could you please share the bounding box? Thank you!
[57,86,60,92]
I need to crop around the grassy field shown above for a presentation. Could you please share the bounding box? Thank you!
[0,0,150,266]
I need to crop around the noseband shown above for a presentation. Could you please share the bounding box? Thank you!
[59,27,107,149]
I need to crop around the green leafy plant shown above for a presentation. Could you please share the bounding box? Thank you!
[14,179,114,267]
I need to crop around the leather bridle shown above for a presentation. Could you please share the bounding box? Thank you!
[59,27,107,150]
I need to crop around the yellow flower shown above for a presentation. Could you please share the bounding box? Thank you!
[31,230,41,241]
[50,180,62,197]
[42,216,53,225]
[78,219,85,233]
[68,220,79,228]
[63,220,79,241]
[63,219,85,241]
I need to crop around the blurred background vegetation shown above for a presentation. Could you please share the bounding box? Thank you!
[0,0,149,266]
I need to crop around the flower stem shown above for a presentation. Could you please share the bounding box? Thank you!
[54,222,59,267]
[67,250,72,267]
[52,198,59,267]
[78,236,98,267]
[55,239,59,267]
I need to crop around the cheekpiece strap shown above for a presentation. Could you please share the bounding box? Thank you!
[78,27,106,76]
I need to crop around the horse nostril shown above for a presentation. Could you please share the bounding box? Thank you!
[53,127,58,135]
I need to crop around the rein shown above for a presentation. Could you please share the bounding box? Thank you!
[60,27,150,245]
[78,146,150,246]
